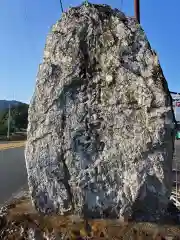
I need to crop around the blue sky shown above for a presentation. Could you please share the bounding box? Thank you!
[0,0,180,103]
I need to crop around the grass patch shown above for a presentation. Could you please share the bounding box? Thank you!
[0,141,25,150]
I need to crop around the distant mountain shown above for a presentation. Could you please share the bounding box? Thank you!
[0,100,22,110]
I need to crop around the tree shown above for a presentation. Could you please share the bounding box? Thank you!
[0,103,29,135]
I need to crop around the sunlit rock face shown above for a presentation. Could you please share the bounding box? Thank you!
[25,3,175,221]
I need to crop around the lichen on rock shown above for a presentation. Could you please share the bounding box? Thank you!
[25,3,175,220]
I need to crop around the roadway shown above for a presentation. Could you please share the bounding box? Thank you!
[0,140,179,206]
[0,146,28,205]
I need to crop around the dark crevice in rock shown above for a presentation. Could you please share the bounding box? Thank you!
[57,152,74,211]
[79,27,89,80]
[57,112,74,211]
[43,98,59,115]
[31,132,51,143]
[58,78,84,110]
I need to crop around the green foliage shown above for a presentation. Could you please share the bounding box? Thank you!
[12,103,29,129]
[0,103,29,135]
[83,0,89,7]
[0,124,8,135]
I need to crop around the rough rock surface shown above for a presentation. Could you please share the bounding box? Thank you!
[25,3,175,220]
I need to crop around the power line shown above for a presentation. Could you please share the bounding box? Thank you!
[7,104,11,140]
[134,0,140,24]
[120,0,123,10]
[59,0,64,13]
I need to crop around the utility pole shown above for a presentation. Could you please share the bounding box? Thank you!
[59,0,64,13]
[134,0,140,24]
[175,92,180,203]
[7,104,11,140]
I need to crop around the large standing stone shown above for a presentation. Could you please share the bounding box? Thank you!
[25,3,175,220]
